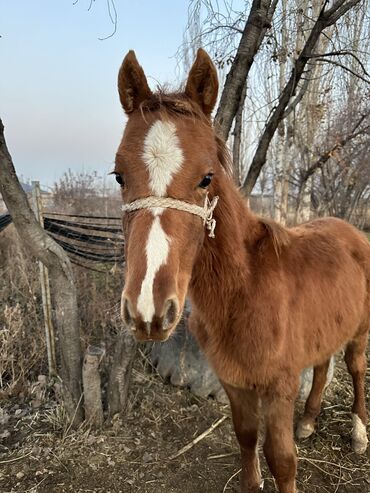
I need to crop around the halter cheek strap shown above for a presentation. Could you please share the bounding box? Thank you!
[121,194,219,238]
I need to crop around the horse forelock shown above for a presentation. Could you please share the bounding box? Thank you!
[137,91,232,176]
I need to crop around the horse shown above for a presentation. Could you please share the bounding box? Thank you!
[113,48,370,493]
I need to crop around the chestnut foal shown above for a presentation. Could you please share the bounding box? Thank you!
[114,49,369,492]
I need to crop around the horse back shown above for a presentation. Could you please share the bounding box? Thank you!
[250,216,370,369]
[292,217,370,282]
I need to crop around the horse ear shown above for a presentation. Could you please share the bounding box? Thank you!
[185,48,218,116]
[118,51,152,114]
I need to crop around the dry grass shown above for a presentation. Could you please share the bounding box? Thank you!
[0,349,369,492]
[0,226,46,399]
[0,225,124,402]
[291,350,370,493]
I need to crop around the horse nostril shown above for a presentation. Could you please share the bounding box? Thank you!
[122,297,135,331]
[162,298,179,331]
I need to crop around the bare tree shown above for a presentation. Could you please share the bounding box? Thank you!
[307,103,370,224]
[182,0,368,217]
[242,0,365,196]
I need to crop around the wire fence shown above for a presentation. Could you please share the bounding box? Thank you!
[0,212,124,270]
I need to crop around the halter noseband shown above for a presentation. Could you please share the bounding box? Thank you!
[121,194,219,238]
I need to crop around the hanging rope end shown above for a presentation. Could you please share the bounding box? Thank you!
[204,194,219,238]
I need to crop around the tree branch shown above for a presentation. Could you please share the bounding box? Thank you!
[300,115,370,187]
[241,0,362,195]
[309,50,370,78]
[315,58,370,84]
[202,24,244,37]
[323,0,361,26]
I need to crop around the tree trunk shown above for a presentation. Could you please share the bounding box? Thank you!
[215,0,278,141]
[296,176,313,223]
[232,83,247,186]
[273,0,289,224]
[280,160,291,224]
[0,119,83,425]
[107,330,137,417]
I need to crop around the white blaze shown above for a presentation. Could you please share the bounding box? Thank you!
[136,120,183,322]
[142,120,184,196]
[137,216,170,321]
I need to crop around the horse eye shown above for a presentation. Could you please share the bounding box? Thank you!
[199,174,213,189]
[114,173,124,186]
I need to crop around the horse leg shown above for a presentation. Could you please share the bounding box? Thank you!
[262,392,297,493]
[344,331,369,454]
[296,359,330,439]
[223,383,262,493]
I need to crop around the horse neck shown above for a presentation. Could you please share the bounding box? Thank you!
[189,173,261,324]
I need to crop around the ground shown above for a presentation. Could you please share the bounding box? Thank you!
[0,350,369,493]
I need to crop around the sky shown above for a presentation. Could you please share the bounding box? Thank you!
[0,1,189,187]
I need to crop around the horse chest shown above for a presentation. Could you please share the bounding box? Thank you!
[194,318,280,389]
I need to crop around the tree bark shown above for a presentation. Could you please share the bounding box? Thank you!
[296,176,313,223]
[107,329,137,417]
[215,0,278,141]
[242,0,362,196]
[232,82,247,185]
[0,119,83,425]
[273,0,289,224]
[83,345,104,427]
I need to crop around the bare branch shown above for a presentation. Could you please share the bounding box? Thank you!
[323,0,361,26]
[73,0,117,40]
[300,113,370,186]
[202,24,244,36]
[315,57,370,84]
[309,50,370,78]
[98,0,117,40]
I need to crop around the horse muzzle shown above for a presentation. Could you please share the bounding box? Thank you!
[121,296,180,341]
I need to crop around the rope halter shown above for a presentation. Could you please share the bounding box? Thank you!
[121,193,219,238]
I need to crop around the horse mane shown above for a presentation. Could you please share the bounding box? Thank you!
[138,91,232,176]
[258,216,291,257]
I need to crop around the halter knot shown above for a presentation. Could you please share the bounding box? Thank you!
[204,195,219,238]
[121,193,219,238]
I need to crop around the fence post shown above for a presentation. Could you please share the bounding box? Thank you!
[32,181,57,377]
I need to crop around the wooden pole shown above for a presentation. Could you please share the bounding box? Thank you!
[82,345,104,427]
[32,181,57,376]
